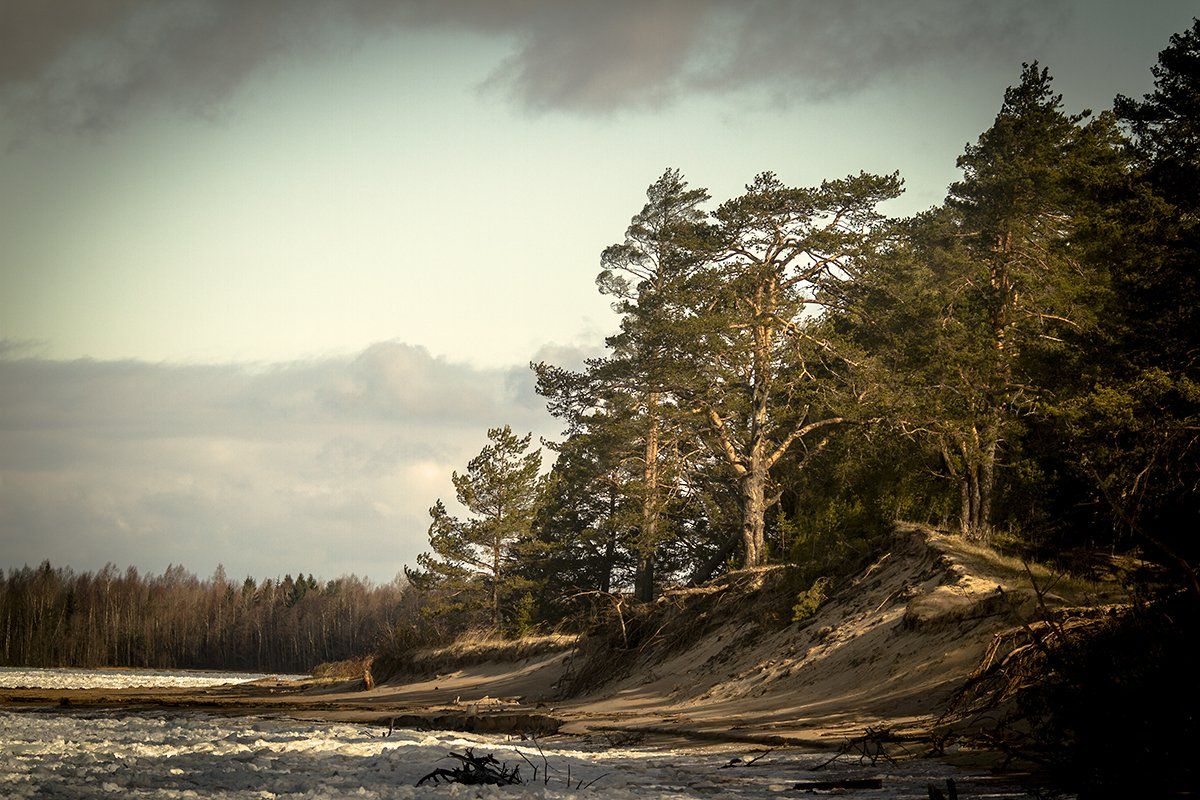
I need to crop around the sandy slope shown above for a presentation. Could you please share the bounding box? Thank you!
[0,525,1121,749]
[554,525,1102,744]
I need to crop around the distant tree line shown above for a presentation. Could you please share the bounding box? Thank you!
[0,562,407,673]
[407,21,1200,636]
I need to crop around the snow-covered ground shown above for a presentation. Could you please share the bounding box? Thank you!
[0,708,1030,799]
[0,666,304,690]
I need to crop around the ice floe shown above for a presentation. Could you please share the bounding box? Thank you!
[0,707,1031,799]
[0,666,303,690]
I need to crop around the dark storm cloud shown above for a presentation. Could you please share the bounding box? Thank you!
[0,0,1064,136]
[690,0,1067,102]
[0,341,564,579]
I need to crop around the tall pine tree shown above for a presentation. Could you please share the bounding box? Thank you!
[859,65,1125,540]
[537,168,709,600]
[675,171,900,566]
[409,426,544,631]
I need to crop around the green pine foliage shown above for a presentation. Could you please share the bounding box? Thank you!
[406,426,545,632]
[395,26,1200,795]
[408,18,1200,634]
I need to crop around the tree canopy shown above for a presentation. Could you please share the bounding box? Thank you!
[410,20,1200,630]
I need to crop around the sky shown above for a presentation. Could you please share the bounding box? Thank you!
[1,0,1196,582]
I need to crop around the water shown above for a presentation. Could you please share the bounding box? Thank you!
[0,665,306,690]
[0,668,1028,798]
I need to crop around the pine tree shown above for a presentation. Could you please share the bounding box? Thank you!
[410,426,544,632]
[856,65,1124,540]
[536,168,709,600]
[597,169,710,598]
[674,171,900,566]
[1045,21,1200,588]
[529,410,638,606]
[1116,19,1200,212]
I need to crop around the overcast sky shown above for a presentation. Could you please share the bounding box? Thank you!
[1,0,1195,582]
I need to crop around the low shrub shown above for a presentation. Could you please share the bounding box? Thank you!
[311,655,373,683]
[792,576,832,622]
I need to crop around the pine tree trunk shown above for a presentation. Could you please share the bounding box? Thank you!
[634,551,655,602]
[600,491,619,597]
[979,235,1013,543]
[741,310,773,569]
[600,515,616,596]
[492,537,501,632]
[689,529,741,586]
[978,434,997,541]
[958,476,972,537]
[968,464,982,538]
[636,393,662,602]
[741,467,768,568]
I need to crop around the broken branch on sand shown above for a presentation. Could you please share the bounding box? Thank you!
[415,749,522,786]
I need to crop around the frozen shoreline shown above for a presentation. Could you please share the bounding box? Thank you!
[0,667,1036,798]
[0,708,1025,799]
[0,665,305,691]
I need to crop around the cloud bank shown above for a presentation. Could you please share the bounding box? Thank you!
[0,0,1064,136]
[0,340,581,581]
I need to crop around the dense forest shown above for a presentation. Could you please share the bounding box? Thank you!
[406,21,1200,638]
[0,562,407,673]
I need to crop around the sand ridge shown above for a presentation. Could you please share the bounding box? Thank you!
[0,525,1122,749]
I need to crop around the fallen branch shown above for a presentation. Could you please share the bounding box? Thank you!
[415,749,522,787]
[812,726,905,770]
[719,747,777,769]
[793,777,883,791]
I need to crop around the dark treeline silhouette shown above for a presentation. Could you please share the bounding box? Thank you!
[0,561,406,673]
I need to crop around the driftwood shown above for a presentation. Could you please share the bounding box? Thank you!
[793,777,883,791]
[719,747,777,769]
[415,749,522,786]
[813,726,907,769]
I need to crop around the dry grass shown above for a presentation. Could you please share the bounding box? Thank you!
[310,655,375,686]
[558,565,807,696]
[375,632,579,681]
[414,632,578,665]
[929,531,1126,606]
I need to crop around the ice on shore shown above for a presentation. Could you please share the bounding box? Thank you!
[0,666,303,690]
[0,664,1026,798]
[0,708,1029,799]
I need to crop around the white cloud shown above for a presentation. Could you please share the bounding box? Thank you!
[0,340,575,581]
